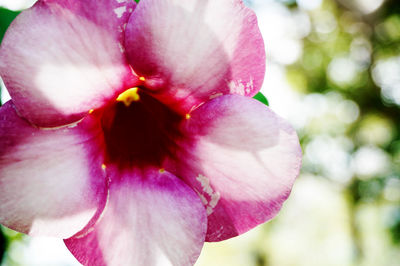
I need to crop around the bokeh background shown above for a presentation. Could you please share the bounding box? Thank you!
[1,0,399,265]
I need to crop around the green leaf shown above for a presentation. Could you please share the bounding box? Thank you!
[0,8,20,106]
[253,92,269,106]
[134,0,140,3]
[0,8,20,43]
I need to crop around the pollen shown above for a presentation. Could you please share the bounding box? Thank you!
[116,87,140,106]
[185,113,191,119]
[139,76,146,81]
[101,164,107,170]
[89,109,94,114]
[159,168,165,173]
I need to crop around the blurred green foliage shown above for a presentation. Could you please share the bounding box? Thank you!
[0,8,19,43]
[0,8,19,107]
[284,0,400,256]
[0,226,25,265]
[0,229,5,264]
[253,92,270,106]
[388,207,400,245]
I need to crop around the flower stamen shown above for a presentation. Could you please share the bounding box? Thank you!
[185,114,191,119]
[116,87,140,106]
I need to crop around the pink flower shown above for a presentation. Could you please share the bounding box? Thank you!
[0,0,301,265]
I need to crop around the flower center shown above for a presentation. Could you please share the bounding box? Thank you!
[100,88,183,168]
[116,87,140,107]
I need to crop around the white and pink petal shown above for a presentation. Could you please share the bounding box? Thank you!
[125,0,265,115]
[169,95,302,241]
[65,167,207,266]
[0,101,107,238]
[0,0,138,127]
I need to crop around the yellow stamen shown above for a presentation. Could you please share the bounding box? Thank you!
[185,114,191,119]
[101,164,107,170]
[139,76,146,81]
[159,168,165,173]
[116,87,140,106]
[89,109,94,114]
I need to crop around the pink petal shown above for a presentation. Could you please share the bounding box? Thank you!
[0,0,137,127]
[125,0,265,114]
[0,101,107,238]
[65,167,207,266]
[169,95,302,241]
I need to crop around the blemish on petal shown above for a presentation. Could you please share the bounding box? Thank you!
[196,175,207,186]
[196,174,220,215]
[228,80,246,96]
[245,77,254,95]
[118,43,125,53]
[197,193,208,206]
[214,225,225,239]
[209,92,223,100]
[209,192,220,208]
[114,6,127,18]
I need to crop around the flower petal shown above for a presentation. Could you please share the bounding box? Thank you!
[170,95,302,241]
[0,101,107,238]
[65,167,207,266]
[0,0,137,127]
[125,0,265,114]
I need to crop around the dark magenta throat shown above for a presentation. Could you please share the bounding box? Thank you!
[100,89,183,167]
